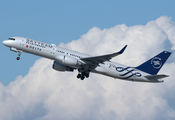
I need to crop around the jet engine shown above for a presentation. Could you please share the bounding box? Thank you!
[52,61,74,72]
[55,55,82,66]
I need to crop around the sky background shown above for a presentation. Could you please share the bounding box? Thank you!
[1,0,175,85]
[0,0,175,120]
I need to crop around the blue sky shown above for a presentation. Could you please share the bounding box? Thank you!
[1,1,175,119]
[1,0,175,86]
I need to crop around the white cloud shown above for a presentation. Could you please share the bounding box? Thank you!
[0,16,175,120]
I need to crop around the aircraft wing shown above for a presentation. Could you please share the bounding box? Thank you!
[80,45,127,64]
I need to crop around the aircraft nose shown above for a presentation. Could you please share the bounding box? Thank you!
[3,40,7,45]
[2,40,9,46]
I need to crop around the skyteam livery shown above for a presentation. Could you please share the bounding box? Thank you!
[3,37,171,82]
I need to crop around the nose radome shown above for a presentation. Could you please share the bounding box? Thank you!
[3,40,6,45]
[2,40,9,46]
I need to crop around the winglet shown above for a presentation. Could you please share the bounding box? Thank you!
[118,45,127,54]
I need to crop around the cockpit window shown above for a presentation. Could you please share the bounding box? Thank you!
[8,38,15,41]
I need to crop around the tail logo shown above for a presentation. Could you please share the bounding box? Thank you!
[151,57,162,69]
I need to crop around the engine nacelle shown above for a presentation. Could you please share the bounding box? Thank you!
[52,61,74,72]
[55,55,82,66]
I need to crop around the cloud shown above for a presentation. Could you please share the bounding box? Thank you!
[0,16,175,120]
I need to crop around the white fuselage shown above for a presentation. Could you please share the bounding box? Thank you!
[3,37,163,82]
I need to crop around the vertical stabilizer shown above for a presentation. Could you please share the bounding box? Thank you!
[136,51,171,75]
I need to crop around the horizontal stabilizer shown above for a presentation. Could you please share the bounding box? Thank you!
[144,74,169,80]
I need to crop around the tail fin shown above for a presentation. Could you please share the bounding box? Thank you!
[136,51,171,75]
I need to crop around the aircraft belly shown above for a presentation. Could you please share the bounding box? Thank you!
[106,69,120,78]
[93,66,107,74]
[92,65,118,78]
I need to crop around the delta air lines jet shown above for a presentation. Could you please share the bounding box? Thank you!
[3,37,171,82]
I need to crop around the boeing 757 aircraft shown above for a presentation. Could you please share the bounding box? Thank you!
[3,37,171,82]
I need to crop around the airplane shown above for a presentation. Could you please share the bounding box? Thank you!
[3,37,171,83]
